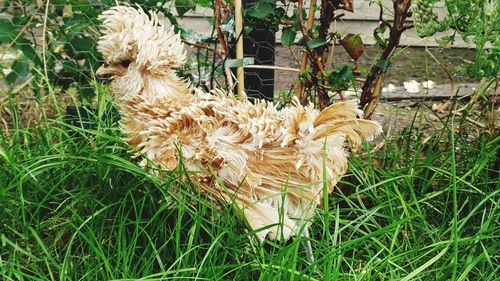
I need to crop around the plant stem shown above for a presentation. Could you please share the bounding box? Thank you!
[296,0,317,104]
[360,0,413,119]
[214,0,234,93]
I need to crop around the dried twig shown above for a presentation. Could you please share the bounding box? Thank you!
[214,0,234,92]
[182,39,221,58]
[325,20,337,67]
[296,0,317,104]
[288,46,301,65]
[12,76,35,95]
[425,47,455,95]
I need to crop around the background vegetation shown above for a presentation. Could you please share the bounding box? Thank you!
[1,88,498,280]
[0,0,498,280]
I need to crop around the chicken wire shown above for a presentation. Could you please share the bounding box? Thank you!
[273,45,479,94]
[0,0,480,105]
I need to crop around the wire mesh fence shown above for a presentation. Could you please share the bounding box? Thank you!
[273,44,479,92]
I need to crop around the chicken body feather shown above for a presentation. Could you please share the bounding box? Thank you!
[97,5,382,241]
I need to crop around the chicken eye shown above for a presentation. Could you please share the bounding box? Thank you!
[120,60,131,67]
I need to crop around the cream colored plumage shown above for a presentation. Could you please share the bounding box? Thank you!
[97,5,382,242]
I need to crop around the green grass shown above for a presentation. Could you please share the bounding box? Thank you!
[0,89,498,280]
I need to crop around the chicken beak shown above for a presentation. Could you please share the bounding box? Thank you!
[96,63,124,78]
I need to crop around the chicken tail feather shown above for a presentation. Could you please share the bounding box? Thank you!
[315,101,382,151]
[284,98,382,151]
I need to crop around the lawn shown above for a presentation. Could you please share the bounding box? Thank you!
[0,86,498,280]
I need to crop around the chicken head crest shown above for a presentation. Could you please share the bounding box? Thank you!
[97,5,186,78]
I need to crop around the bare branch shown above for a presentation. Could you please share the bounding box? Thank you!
[182,40,221,59]
[360,0,413,118]
[214,0,234,91]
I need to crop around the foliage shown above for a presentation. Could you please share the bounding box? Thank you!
[413,0,499,78]
[244,0,287,33]
[175,0,197,16]
[327,64,360,93]
[0,0,497,111]
[412,0,448,37]
[1,92,498,279]
[0,1,109,103]
[0,0,211,104]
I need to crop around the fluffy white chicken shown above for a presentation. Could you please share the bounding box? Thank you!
[96,5,382,244]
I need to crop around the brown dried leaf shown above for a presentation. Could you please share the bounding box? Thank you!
[333,0,354,12]
[62,5,73,18]
[339,33,365,61]
[432,101,451,113]
[372,159,382,168]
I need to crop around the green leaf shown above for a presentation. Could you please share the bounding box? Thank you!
[196,0,212,8]
[356,64,367,74]
[300,67,311,79]
[339,65,351,80]
[374,25,388,47]
[327,64,357,91]
[246,4,275,19]
[175,0,196,17]
[401,246,449,281]
[67,36,96,59]
[17,38,42,66]
[281,27,297,46]
[63,13,94,36]
[437,34,455,47]
[375,25,387,35]
[0,19,17,44]
[64,2,97,17]
[224,58,255,68]
[244,25,254,35]
[6,59,30,85]
[61,60,82,76]
[376,59,390,71]
[306,38,327,50]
